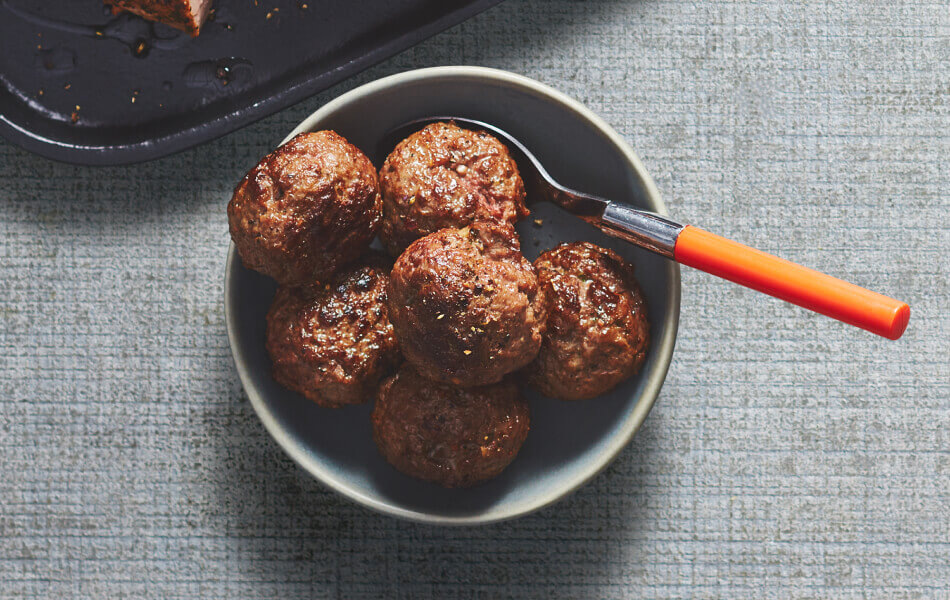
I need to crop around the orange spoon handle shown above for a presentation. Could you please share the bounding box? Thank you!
[673,225,910,340]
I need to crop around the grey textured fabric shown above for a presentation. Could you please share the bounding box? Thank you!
[1,0,948,597]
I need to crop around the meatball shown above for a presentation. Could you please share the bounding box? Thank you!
[378,121,529,256]
[265,255,400,407]
[527,242,650,401]
[388,222,547,387]
[372,364,530,488]
[228,131,382,287]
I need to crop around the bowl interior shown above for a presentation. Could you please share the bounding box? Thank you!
[225,68,680,524]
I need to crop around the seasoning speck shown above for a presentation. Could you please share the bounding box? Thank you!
[436,314,445,320]
[37,89,44,97]
[64,83,71,90]
[463,350,472,355]
[266,11,272,19]
[533,219,543,226]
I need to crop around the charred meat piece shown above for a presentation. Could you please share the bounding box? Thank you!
[372,364,530,488]
[229,131,383,287]
[388,222,547,387]
[265,255,400,408]
[527,242,650,401]
[105,0,213,36]
[378,122,529,256]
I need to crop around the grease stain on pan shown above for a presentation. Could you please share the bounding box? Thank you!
[34,47,76,74]
[183,58,254,91]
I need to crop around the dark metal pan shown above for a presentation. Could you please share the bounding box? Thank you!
[0,0,504,165]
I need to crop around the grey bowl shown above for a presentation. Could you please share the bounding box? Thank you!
[224,66,680,525]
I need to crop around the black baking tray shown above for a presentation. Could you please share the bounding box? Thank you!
[0,0,504,165]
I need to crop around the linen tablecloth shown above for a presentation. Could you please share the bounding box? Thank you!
[1,0,947,597]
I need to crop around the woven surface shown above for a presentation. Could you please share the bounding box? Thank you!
[1,0,948,597]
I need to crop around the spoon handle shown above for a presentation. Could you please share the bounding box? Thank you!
[673,225,910,340]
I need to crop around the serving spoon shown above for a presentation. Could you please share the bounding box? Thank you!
[379,117,910,340]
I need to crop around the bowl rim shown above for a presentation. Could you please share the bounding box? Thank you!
[224,66,681,525]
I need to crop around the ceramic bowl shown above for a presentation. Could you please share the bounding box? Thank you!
[224,66,680,524]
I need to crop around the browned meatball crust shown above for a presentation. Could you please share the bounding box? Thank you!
[372,365,530,488]
[378,122,529,256]
[265,255,400,407]
[388,222,547,387]
[527,242,650,401]
[228,131,382,287]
